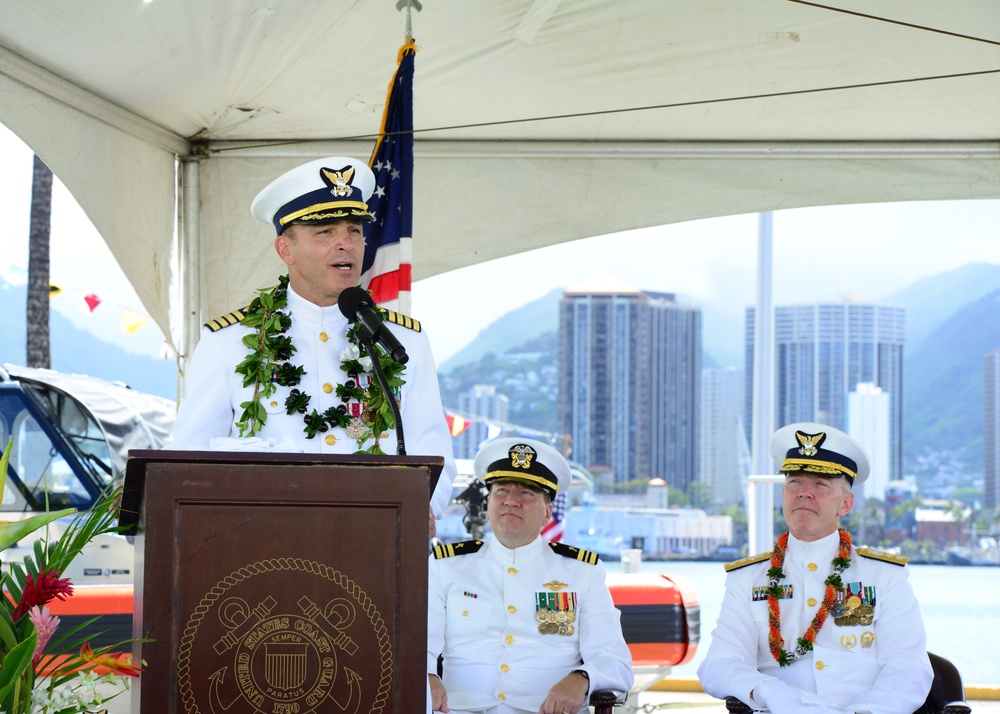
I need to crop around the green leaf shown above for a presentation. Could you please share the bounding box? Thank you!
[0,632,37,701]
[0,438,11,504]
[0,612,18,652]
[242,334,261,349]
[0,509,75,553]
[241,312,264,328]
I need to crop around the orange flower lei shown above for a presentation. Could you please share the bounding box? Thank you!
[767,528,851,667]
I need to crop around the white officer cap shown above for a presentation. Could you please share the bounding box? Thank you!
[251,156,376,235]
[474,437,572,498]
[770,422,870,488]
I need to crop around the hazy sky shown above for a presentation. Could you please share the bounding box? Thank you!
[4,121,1000,366]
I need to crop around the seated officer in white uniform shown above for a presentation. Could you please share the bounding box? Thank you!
[427,438,633,714]
[698,423,933,714]
[169,156,456,522]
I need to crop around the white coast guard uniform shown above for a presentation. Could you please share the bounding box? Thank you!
[698,530,932,714]
[428,536,633,714]
[169,284,456,516]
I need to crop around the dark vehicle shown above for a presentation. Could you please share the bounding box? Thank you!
[0,363,175,584]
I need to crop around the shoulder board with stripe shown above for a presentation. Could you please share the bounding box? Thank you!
[724,551,773,572]
[204,308,248,332]
[432,540,484,559]
[377,307,421,332]
[857,546,909,566]
[548,541,600,565]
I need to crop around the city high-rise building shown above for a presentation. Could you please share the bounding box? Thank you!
[700,367,749,510]
[745,301,905,481]
[985,350,1000,511]
[455,384,509,459]
[559,277,701,491]
[847,382,891,501]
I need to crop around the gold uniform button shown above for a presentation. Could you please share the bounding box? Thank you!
[462,610,469,617]
[325,435,337,446]
[270,401,278,408]
[508,567,517,575]
[815,661,825,670]
[322,383,334,394]
[505,635,514,644]
[500,664,510,673]
[808,562,818,572]
[498,694,506,701]
[507,605,516,614]
[807,598,817,607]
[319,332,328,342]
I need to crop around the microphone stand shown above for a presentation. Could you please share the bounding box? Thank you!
[355,331,406,456]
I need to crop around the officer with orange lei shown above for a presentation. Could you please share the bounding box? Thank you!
[698,423,932,714]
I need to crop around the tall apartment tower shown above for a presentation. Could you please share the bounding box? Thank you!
[559,278,701,491]
[745,302,905,481]
[455,384,510,459]
[985,350,1000,511]
[847,382,892,501]
[700,366,749,510]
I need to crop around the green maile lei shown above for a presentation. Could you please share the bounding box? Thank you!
[234,275,406,453]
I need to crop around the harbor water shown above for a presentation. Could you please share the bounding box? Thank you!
[632,559,1000,687]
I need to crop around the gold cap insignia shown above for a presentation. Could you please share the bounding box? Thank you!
[542,580,568,591]
[795,430,826,457]
[510,444,536,470]
[321,166,356,197]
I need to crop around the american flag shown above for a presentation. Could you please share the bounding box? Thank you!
[541,492,567,542]
[362,39,415,314]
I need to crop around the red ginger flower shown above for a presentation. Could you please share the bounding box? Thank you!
[12,569,74,621]
[80,641,143,677]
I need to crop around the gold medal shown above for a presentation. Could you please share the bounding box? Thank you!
[564,623,575,636]
[554,611,567,623]
[566,611,576,623]
[346,417,367,439]
[535,608,549,623]
[558,622,570,635]
[543,621,559,635]
[847,595,862,610]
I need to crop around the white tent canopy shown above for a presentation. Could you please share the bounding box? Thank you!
[1,1,998,363]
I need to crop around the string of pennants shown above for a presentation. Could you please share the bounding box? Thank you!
[39,277,175,358]
[443,407,568,446]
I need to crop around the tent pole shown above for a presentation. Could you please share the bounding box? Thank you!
[749,212,776,555]
[202,139,1000,161]
[178,157,203,402]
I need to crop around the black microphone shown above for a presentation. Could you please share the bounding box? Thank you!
[337,287,410,364]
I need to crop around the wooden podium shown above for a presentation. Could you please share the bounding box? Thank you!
[121,450,443,714]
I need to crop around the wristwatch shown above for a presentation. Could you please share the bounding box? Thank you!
[572,669,590,685]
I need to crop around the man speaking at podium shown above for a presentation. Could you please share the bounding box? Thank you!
[169,156,456,524]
